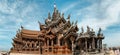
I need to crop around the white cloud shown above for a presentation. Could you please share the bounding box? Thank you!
[0,35,10,40]
[0,0,16,14]
[75,0,120,47]
[24,21,40,30]
[77,0,120,31]
[61,2,80,13]
[103,31,120,47]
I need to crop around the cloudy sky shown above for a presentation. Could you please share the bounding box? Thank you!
[0,0,120,51]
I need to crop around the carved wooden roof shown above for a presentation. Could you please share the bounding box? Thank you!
[21,29,40,35]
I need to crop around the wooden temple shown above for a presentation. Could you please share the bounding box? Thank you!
[10,6,104,55]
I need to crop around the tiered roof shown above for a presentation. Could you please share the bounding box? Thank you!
[76,26,104,41]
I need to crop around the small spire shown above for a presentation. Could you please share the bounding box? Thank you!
[48,12,51,19]
[81,27,84,33]
[16,30,18,33]
[21,25,24,29]
[75,20,78,25]
[53,0,57,13]
[87,26,90,32]
[54,0,56,8]
[38,21,41,31]
[71,21,74,25]
[58,12,60,17]
[91,29,94,31]
[38,21,41,25]
[18,29,20,33]
[98,28,102,34]
[67,14,70,21]
[62,13,64,18]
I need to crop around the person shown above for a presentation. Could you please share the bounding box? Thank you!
[109,48,115,55]
[114,48,120,55]
[80,50,86,55]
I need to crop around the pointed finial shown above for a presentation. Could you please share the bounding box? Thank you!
[67,14,70,21]
[21,25,24,29]
[54,0,56,8]
[92,29,94,31]
[68,14,70,19]
[75,20,78,25]
[98,28,102,34]
[87,26,90,32]
[16,30,18,33]
[71,21,74,25]
[38,21,41,25]
[81,27,84,33]
[48,12,51,19]
[58,12,60,17]
[62,13,64,18]
[53,0,57,13]
[18,29,20,33]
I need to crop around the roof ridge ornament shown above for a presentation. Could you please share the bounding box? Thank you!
[98,28,102,36]
[54,0,56,8]
[67,14,70,21]
[87,26,90,32]
[62,13,64,18]
[48,12,51,19]
[21,25,24,29]
[38,21,41,25]
[81,27,84,33]
[75,20,78,25]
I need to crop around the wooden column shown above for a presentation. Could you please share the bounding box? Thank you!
[96,39,98,50]
[98,39,102,52]
[85,38,87,52]
[47,39,49,52]
[100,39,102,51]
[92,38,95,49]
[52,40,54,53]
[71,40,74,55]
[58,37,60,46]
[99,39,100,49]
[65,41,68,54]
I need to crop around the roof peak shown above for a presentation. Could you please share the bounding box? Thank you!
[54,0,56,8]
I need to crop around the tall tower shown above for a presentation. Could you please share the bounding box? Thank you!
[54,0,56,8]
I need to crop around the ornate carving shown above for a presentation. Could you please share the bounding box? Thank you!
[10,6,104,55]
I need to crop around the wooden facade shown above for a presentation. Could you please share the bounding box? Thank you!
[10,7,104,55]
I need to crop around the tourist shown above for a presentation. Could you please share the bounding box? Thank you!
[80,50,86,55]
[114,48,120,55]
[109,48,115,55]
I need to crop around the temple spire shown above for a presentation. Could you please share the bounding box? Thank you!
[98,28,102,36]
[21,25,24,29]
[81,27,84,33]
[98,28,102,34]
[38,21,41,30]
[54,0,57,12]
[87,26,90,32]
[48,12,51,19]
[67,14,70,21]
[75,20,78,25]
[54,0,56,8]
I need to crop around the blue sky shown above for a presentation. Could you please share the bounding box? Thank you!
[0,0,120,51]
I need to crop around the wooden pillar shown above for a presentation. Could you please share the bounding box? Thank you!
[47,39,49,52]
[52,40,54,53]
[65,41,68,54]
[100,39,102,51]
[85,38,87,52]
[71,40,74,55]
[99,39,100,49]
[95,39,97,49]
[98,39,102,52]
[92,38,95,49]
[58,37,60,46]
[96,39,99,50]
